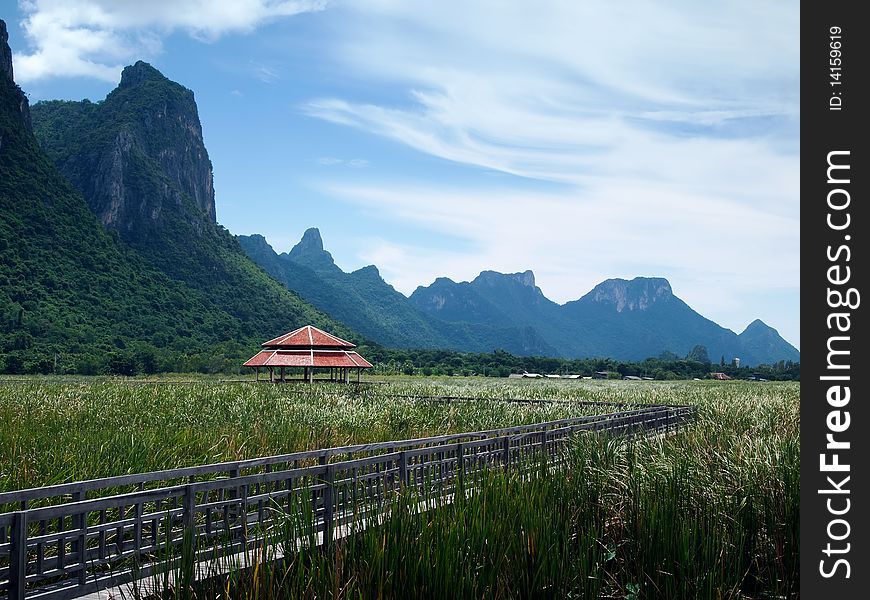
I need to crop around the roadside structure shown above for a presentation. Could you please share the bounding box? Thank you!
[243,325,373,383]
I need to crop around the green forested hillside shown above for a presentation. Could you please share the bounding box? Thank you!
[1,56,356,374]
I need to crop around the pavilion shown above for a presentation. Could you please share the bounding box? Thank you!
[243,325,373,383]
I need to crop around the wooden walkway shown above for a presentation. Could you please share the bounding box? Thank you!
[0,403,696,600]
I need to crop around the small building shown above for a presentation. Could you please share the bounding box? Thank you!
[243,325,373,383]
[710,372,732,381]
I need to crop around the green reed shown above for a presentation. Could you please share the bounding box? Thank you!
[0,377,798,598]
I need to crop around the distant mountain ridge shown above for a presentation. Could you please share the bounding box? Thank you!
[242,229,799,366]
[238,230,556,356]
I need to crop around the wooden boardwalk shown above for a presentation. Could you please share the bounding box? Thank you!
[0,403,696,600]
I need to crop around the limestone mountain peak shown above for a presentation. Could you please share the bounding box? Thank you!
[119,61,169,89]
[31,61,216,228]
[474,269,536,289]
[1,19,31,133]
[286,228,339,272]
[296,227,324,252]
[1,19,13,83]
[583,277,674,312]
[742,318,772,333]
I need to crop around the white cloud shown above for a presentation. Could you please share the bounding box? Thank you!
[13,0,327,82]
[251,62,280,83]
[316,157,369,168]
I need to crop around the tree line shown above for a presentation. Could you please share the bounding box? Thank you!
[0,341,798,381]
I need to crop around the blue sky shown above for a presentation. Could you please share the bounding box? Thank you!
[4,0,800,349]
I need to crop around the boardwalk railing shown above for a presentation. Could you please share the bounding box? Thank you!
[0,403,696,600]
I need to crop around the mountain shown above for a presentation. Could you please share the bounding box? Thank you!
[2,28,218,372]
[738,319,800,365]
[285,227,341,273]
[238,230,555,356]
[241,226,797,365]
[1,48,354,373]
[32,61,214,234]
[423,274,798,365]
[409,270,578,355]
[0,21,29,134]
[238,231,444,349]
[560,278,746,361]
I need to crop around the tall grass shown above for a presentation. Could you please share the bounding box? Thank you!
[2,378,631,491]
[170,413,797,598]
[0,378,798,598]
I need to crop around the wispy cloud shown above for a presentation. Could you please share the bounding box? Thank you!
[316,157,369,168]
[251,62,279,83]
[12,0,328,82]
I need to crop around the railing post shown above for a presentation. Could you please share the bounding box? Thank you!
[77,507,88,587]
[456,443,464,493]
[502,436,510,472]
[322,464,335,551]
[9,511,27,600]
[541,428,549,467]
[181,484,197,592]
[183,484,197,533]
[64,490,88,587]
[398,451,408,487]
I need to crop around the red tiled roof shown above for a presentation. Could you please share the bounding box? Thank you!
[262,325,355,348]
[243,349,373,368]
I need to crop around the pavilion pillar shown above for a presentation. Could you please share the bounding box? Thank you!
[308,367,314,384]
[269,367,274,383]
[357,367,360,383]
[255,367,259,382]
[280,366,285,382]
[344,368,350,384]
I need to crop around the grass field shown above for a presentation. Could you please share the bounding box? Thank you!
[0,377,799,598]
